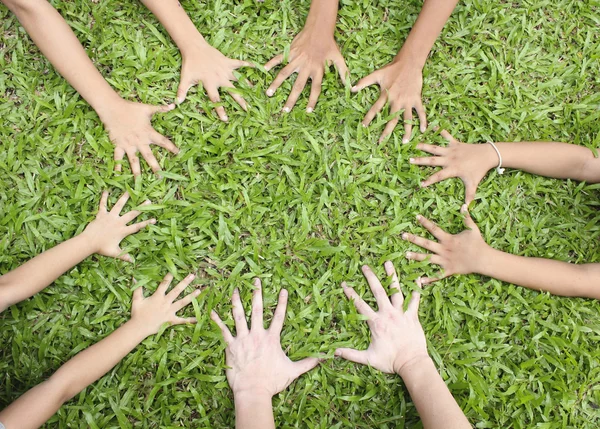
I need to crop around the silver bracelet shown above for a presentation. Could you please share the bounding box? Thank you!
[487,141,505,175]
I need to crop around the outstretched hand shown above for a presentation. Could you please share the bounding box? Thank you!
[211,278,320,398]
[403,206,488,284]
[82,191,156,262]
[410,129,498,204]
[335,263,429,375]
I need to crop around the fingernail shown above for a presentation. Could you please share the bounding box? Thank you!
[402,138,409,144]
[190,317,198,323]
[420,182,426,188]
[266,89,274,96]
[280,289,288,296]
[176,97,184,104]
[334,350,341,357]
[409,158,414,163]
[416,214,422,220]
[401,233,408,240]
[351,86,358,92]
[420,125,426,132]
[461,204,468,212]
[282,107,290,113]
[223,115,229,121]
[362,123,367,128]
[167,103,176,110]
[234,288,240,294]
[406,251,412,258]
[150,219,157,224]
[384,260,393,273]
[187,273,195,280]
[144,199,151,204]
[306,107,313,113]
[194,289,201,296]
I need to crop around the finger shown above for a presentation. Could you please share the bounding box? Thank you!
[126,150,142,177]
[133,286,144,301]
[140,146,161,173]
[120,199,150,224]
[378,115,400,144]
[292,357,320,378]
[334,348,369,366]
[420,169,454,188]
[439,129,457,143]
[250,278,263,330]
[148,103,176,116]
[409,156,446,167]
[151,131,179,154]
[231,288,249,336]
[416,101,427,133]
[461,204,479,230]
[361,265,392,310]
[420,276,441,285]
[206,87,228,122]
[283,70,309,112]
[232,59,254,70]
[351,71,379,92]
[269,288,288,335]
[110,192,130,215]
[402,108,413,144]
[362,94,387,127]
[118,252,133,263]
[157,273,174,294]
[266,62,296,96]
[167,273,196,301]
[306,72,323,113]
[464,182,478,205]
[334,57,349,85]
[114,147,125,172]
[99,191,109,213]
[176,76,195,104]
[416,214,449,241]
[401,232,442,254]
[172,316,198,325]
[384,260,404,310]
[405,251,444,266]
[416,143,447,156]
[264,54,284,72]
[228,90,248,111]
[174,288,202,312]
[341,282,377,319]
[126,218,157,233]
[407,289,421,316]
[211,310,234,344]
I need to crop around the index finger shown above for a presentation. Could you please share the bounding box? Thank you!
[250,278,263,330]
[416,214,449,241]
[361,265,392,311]
[384,261,404,310]
[211,310,234,344]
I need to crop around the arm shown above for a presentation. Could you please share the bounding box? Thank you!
[1,0,178,176]
[411,129,600,204]
[139,0,253,121]
[0,192,155,313]
[352,0,460,143]
[335,262,470,428]
[404,207,600,299]
[264,0,348,113]
[211,278,320,429]
[0,273,200,429]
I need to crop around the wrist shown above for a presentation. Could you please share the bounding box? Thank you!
[124,318,156,341]
[394,46,427,71]
[395,354,432,378]
[304,0,338,33]
[179,34,211,59]
[73,231,100,258]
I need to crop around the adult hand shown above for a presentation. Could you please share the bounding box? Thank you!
[410,129,498,204]
[211,278,320,398]
[352,56,425,144]
[82,191,156,262]
[403,206,489,284]
[335,262,429,375]
[101,100,179,177]
[177,43,253,121]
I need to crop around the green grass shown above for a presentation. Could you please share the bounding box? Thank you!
[1,0,600,427]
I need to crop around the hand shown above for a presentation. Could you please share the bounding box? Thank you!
[403,206,489,284]
[352,55,426,143]
[176,43,253,121]
[410,129,498,204]
[211,278,320,398]
[335,263,429,375]
[131,272,201,336]
[82,191,156,262]
[100,99,179,177]
[265,27,348,113]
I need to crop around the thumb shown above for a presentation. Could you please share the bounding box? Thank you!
[133,285,144,301]
[334,348,369,366]
[351,71,379,93]
[464,181,478,205]
[461,204,478,230]
[292,357,320,378]
[149,103,176,116]
[176,76,194,104]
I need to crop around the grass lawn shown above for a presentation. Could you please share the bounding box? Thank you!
[1,0,600,427]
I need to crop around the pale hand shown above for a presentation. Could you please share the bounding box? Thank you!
[101,100,179,176]
[131,272,201,336]
[410,129,498,204]
[335,263,429,375]
[177,43,253,121]
[211,278,320,397]
[82,191,156,262]
[352,56,426,143]
[265,28,348,113]
[403,206,489,284]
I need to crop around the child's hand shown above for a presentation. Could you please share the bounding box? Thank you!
[131,273,200,336]
[211,278,320,399]
[265,28,348,113]
[410,129,498,204]
[82,191,156,262]
[352,56,425,144]
[100,100,179,177]
[403,206,488,284]
[177,43,253,121]
[335,263,429,376]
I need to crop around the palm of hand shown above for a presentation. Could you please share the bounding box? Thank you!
[380,61,423,102]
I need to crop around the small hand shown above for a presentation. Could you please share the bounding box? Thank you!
[410,129,497,204]
[265,28,348,113]
[403,206,488,284]
[131,272,201,336]
[101,100,179,177]
[177,43,253,121]
[82,191,156,262]
[335,263,428,375]
[352,56,425,143]
[211,278,320,398]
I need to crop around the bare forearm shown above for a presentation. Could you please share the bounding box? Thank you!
[0,234,95,312]
[399,357,470,429]
[4,0,122,118]
[234,392,275,429]
[397,0,460,68]
[477,246,600,299]
[304,0,339,33]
